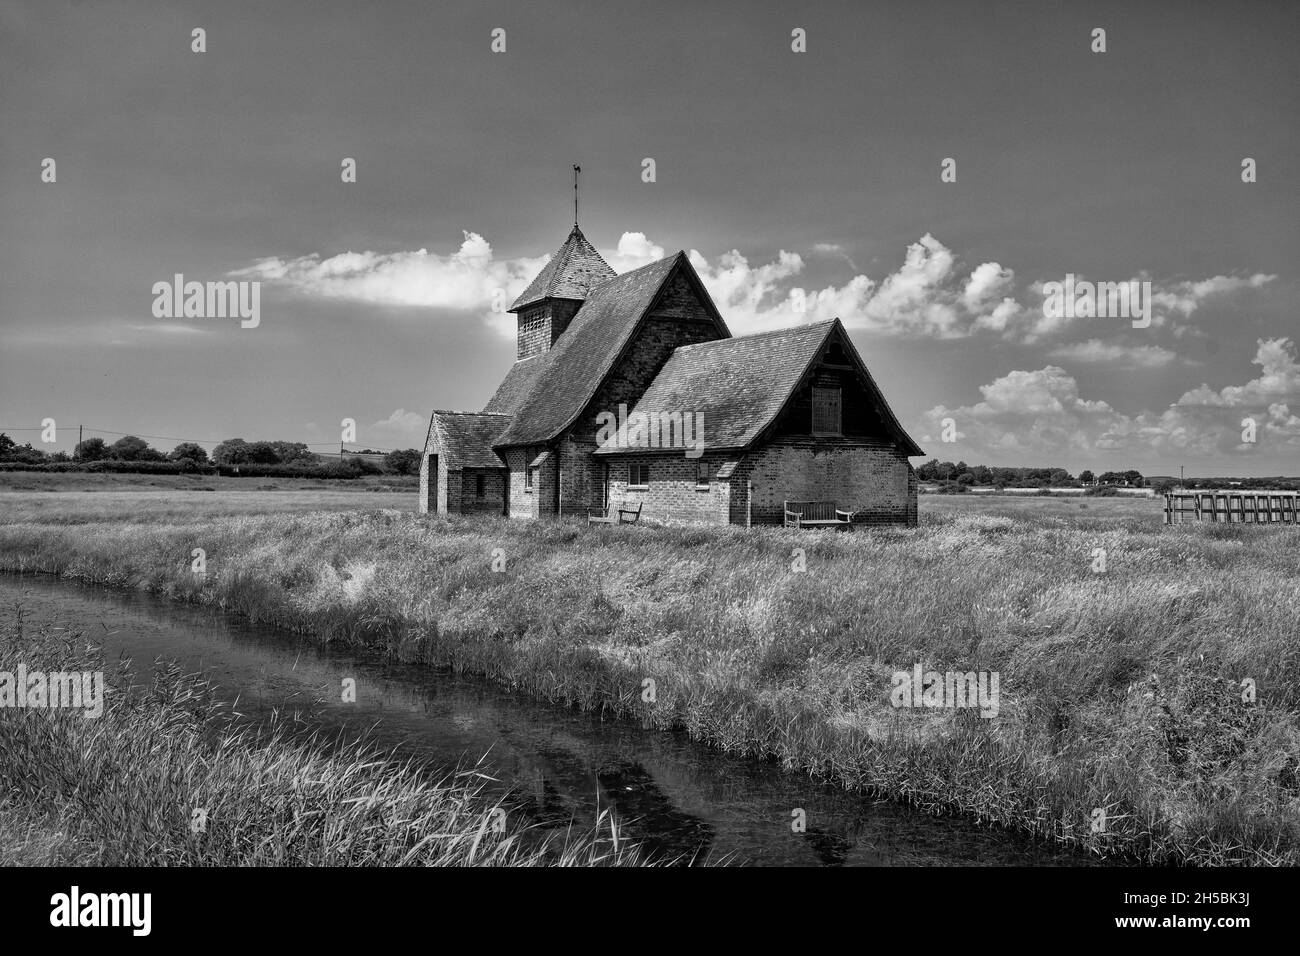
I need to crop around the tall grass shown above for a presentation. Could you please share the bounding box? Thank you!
[1,496,1297,865]
[0,610,642,866]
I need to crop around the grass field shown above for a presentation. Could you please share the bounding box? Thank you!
[1,479,1297,865]
[0,471,415,523]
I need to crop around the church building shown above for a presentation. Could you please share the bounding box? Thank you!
[419,221,922,526]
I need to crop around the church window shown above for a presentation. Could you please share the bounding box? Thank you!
[812,386,842,435]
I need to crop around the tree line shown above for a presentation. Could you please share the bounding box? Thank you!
[916,460,1145,488]
[917,459,1300,493]
[0,433,422,476]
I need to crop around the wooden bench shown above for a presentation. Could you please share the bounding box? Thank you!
[588,500,643,525]
[784,500,855,529]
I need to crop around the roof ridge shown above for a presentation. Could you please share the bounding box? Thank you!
[431,409,512,417]
[674,318,837,351]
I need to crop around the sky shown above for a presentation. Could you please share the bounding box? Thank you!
[1,0,1296,475]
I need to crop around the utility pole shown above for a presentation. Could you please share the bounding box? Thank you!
[1180,465,1185,487]
[77,424,83,458]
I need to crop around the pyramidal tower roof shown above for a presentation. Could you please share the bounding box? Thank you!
[509,225,617,312]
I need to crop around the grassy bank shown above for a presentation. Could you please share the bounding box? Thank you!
[1,497,1297,865]
[0,610,640,866]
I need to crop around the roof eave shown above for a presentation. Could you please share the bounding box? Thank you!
[506,294,585,315]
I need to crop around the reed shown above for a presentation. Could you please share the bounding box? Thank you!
[0,610,644,867]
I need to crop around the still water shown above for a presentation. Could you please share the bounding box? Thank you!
[0,574,1094,867]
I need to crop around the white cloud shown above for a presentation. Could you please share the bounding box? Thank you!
[920,338,1300,458]
[1047,339,1179,368]
[962,262,1014,311]
[233,232,546,314]
[686,247,807,334]
[1151,273,1276,317]
[1175,337,1300,407]
[812,242,859,271]
[688,234,1015,339]
[236,231,1279,352]
[603,232,665,273]
[366,408,427,447]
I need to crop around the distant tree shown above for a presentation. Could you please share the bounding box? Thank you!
[169,442,210,465]
[244,441,282,465]
[1122,470,1144,487]
[268,441,315,464]
[49,451,70,463]
[211,439,251,465]
[74,437,109,461]
[0,433,15,456]
[109,435,161,461]
[383,448,421,475]
[1079,469,1094,484]
[1,441,46,464]
[956,471,976,485]
[934,460,956,481]
[971,465,993,485]
[990,467,1017,487]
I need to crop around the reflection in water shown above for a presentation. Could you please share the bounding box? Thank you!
[0,574,1095,867]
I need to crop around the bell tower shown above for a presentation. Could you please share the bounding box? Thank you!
[507,169,615,360]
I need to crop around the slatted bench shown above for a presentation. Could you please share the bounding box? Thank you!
[588,500,643,525]
[784,500,855,529]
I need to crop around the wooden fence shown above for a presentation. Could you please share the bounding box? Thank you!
[1164,490,1300,524]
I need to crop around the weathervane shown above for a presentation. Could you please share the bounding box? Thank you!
[573,164,581,226]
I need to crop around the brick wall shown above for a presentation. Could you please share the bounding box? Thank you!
[602,453,732,525]
[459,468,506,515]
[504,446,559,519]
[444,467,462,514]
[732,440,916,526]
[535,448,557,516]
[419,452,432,513]
[517,299,581,360]
[556,434,606,515]
[419,452,450,514]
[576,271,723,445]
[504,448,535,519]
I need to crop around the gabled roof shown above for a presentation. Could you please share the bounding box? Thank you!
[593,318,924,457]
[425,411,510,469]
[508,225,616,312]
[492,252,729,449]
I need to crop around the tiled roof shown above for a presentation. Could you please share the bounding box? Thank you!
[593,318,924,456]
[493,253,719,448]
[483,354,547,415]
[508,226,616,312]
[426,411,510,469]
